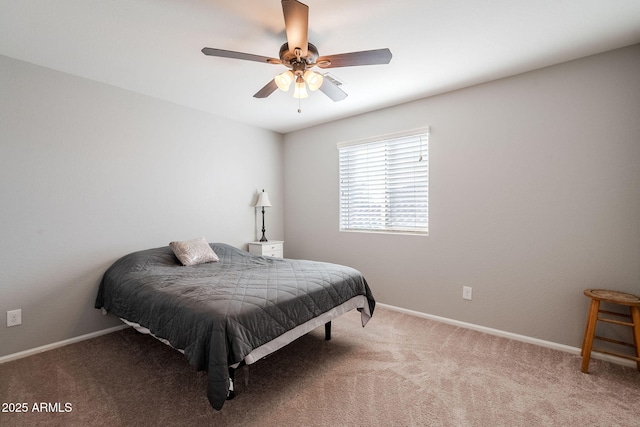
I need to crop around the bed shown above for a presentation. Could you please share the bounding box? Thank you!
[95,241,375,410]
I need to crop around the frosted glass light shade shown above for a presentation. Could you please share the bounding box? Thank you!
[303,70,323,91]
[275,71,294,91]
[293,81,309,99]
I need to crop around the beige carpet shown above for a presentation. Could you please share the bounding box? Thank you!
[1,306,639,426]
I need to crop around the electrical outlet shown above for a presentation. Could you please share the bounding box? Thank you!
[462,286,472,300]
[7,309,22,327]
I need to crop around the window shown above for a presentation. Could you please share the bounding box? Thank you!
[338,127,429,235]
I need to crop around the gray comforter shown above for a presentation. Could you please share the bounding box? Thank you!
[95,243,375,410]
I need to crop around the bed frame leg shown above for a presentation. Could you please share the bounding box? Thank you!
[227,360,246,400]
[325,321,331,341]
[227,369,236,400]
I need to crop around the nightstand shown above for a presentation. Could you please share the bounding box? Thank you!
[248,241,284,258]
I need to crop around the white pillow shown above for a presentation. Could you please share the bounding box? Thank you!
[169,237,219,266]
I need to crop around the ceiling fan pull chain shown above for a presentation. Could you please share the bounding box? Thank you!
[298,96,302,113]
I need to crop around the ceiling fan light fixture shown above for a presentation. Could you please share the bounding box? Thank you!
[275,70,294,91]
[201,0,392,103]
[293,77,309,99]
[303,70,323,91]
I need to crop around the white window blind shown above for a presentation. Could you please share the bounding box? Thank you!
[338,127,429,235]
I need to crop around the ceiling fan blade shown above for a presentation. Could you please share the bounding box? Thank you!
[316,48,392,68]
[253,79,279,98]
[319,78,348,102]
[202,47,281,65]
[282,0,308,57]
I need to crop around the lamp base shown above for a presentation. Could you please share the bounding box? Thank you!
[259,206,268,242]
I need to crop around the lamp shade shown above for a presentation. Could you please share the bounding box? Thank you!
[255,190,272,208]
[304,70,323,91]
[275,70,294,92]
[293,81,309,99]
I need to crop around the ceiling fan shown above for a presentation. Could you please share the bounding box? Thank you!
[201,0,392,104]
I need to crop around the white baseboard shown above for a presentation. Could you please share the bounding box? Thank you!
[377,303,637,369]
[0,324,129,365]
[1,306,635,369]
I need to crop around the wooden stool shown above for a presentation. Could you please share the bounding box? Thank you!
[581,289,640,373]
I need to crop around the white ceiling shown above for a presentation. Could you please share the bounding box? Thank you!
[1,0,640,134]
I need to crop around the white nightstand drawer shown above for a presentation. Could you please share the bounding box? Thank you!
[262,250,283,258]
[248,241,284,258]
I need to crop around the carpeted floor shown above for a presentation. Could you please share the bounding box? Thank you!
[1,306,639,426]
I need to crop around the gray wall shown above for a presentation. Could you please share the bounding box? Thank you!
[0,55,284,357]
[2,44,639,359]
[283,45,640,348]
